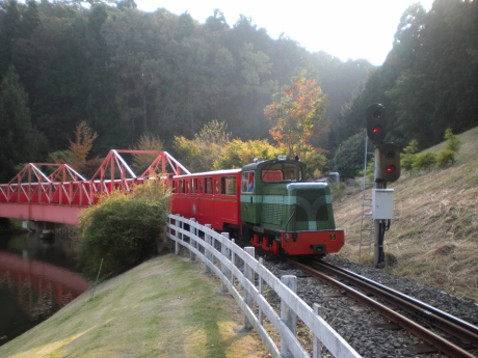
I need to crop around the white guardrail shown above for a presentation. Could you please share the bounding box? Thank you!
[166,214,361,358]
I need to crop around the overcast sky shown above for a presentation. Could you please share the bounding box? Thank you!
[135,0,434,66]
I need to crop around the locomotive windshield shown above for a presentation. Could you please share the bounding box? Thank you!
[260,162,304,183]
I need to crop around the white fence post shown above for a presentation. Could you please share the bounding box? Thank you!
[243,246,255,331]
[258,257,264,325]
[220,232,230,293]
[174,218,182,255]
[203,224,212,275]
[313,303,323,358]
[189,219,196,261]
[281,275,298,358]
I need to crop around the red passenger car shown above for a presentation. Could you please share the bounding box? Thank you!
[170,169,242,233]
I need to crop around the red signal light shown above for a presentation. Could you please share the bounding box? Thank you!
[386,165,396,173]
[372,126,381,134]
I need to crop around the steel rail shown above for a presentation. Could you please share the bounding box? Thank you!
[315,260,478,349]
[290,259,476,358]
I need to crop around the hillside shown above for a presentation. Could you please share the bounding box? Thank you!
[333,127,478,301]
[0,255,267,358]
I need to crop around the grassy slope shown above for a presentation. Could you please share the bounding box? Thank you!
[0,255,268,358]
[333,127,478,300]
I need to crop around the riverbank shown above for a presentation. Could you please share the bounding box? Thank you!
[0,255,268,358]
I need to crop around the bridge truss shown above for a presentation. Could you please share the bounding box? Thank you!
[0,150,189,225]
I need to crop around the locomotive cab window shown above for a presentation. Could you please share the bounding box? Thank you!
[241,171,255,193]
[261,162,303,183]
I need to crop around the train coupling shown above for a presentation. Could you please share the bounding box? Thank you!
[310,244,326,253]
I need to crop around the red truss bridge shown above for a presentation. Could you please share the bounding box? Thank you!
[0,150,190,225]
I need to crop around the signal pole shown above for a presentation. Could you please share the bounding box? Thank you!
[366,104,401,268]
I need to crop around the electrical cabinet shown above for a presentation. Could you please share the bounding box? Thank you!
[372,189,394,220]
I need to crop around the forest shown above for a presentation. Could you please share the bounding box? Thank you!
[0,0,477,182]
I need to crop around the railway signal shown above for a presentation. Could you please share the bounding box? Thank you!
[366,103,386,144]
[365,103,401,268]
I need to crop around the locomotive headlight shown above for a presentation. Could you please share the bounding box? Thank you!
[277,155,287,161]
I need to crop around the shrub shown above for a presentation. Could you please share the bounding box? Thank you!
[436,129,461,168]
[443,128,461,153]
[401,139,418,173]
[413,152,437,172]
[78,180,170,279]
[437,149,456,168]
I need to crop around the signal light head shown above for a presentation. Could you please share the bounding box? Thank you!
[378,143,401,183]
[366,103,386,144]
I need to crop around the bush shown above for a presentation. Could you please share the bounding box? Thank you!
[413,152,437,172]
[437,149,456,168]
[436,129,461,168]
[401,139,418,173]
[78,180,170,279]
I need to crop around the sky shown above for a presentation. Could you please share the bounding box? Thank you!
[135,0,434,66]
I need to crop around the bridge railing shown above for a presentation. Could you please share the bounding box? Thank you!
[166,214,360,358]
[0,150,187,208]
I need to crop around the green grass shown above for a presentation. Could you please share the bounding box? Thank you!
[0,255,268,358]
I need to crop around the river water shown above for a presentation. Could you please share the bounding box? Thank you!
[0,229,89,346]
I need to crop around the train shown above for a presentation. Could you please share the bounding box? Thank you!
[169,155,344,256]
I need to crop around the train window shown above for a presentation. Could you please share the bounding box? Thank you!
[261,163,303,183]
[205,177,213,194]
[198,179,204,193]
[262,170,283,181]
[192,178,198,193]
[241,171,254,193]
[221,177,236,195]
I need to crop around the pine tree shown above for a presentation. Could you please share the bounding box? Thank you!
[0,66,45,181]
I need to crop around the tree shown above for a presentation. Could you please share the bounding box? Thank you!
[50,121,98,174]
[173,120,230,172]
[0,0,21,76]
[212,139,281,170]
[264,72,328,159]
[0,66,44,181]
[332,131,366,179]
[68,121,98,167]
[20,0,41,38]
[131,133,163,174]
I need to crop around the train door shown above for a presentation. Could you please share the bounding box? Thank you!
[240,170,261,225]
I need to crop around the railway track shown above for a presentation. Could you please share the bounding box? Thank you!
[290,258,478,358]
